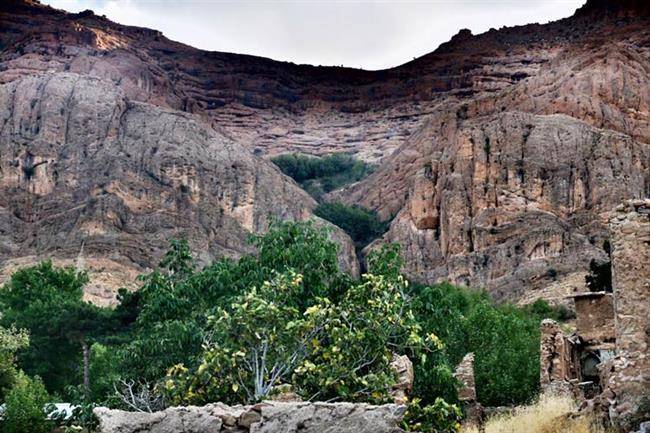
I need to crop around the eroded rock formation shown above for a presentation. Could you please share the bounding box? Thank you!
[94,401,406,433]
[389,353,414,405]
[0,72,357,303]
[0,0,648,301]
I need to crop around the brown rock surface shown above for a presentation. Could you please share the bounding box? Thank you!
[539,319,580,395]
[389,353,414,405]
[0,0,648,301]
[0,72,357,303]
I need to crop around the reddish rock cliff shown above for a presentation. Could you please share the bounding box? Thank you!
[0,0,647,302]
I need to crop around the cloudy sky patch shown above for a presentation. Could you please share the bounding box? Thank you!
[43,0,586,70]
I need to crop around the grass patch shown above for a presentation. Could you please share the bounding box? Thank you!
[462,394,606,433]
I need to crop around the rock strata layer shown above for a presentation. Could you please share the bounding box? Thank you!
[0,72,357,303]
[0,0,648,301]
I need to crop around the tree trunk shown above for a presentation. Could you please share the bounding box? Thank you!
[82,339,90,401]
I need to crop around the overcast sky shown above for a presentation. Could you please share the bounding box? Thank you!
[42,0,586,70]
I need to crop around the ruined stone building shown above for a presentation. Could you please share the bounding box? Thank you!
[540,200,649,429]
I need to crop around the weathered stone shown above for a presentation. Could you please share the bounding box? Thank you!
[636,421,650,433]
[0,0,648,303]
[453,353,485,430]
[0,72,358,303]
[540,319,580,393]
[539,200,650,428]
[389,353,414,405]
[238,409,262,428]
[601,199,650,429]
[93,402,407,433]
[454,353,476,402]
[94,406,223,433]
[571,293,615,345]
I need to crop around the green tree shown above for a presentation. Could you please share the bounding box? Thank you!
[314,202,388,250]
[0,262,111,398]
[164,246,443,406]
[1,374,52,433]
[271,153,374,201]
[0,326,29,402]
[116,221,349,388]
[412,282,543,407]
[293,272,442,403]
[466,303,540,406]
[164,270,318,404]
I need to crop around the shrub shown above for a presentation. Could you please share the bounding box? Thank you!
[0,262,113,396]
[314,202,388,249]
[272,153,373,200]
[49,402,99,433]
[0,326,28,402]
[1,374,52,433]
[412,284,543,407]
[402,397,462,433]
[524,299,575,322]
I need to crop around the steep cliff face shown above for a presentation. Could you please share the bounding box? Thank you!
[0,72,358,304]
[0,0,647,302]
[337,3,649,301]
[356,112,647,301]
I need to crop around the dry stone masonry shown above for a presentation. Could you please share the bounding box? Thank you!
[602,199,650,428]
[539,199,650,429]
[94,401,407,433]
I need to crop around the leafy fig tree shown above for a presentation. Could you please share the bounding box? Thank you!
[164,244,443,406]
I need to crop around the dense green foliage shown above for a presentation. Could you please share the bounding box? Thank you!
[0,326,28,401]
[402,398,462,433]
[411,284,560,406]
[1,374,52,433]
[0,220,570,432]
[116,222,352,388]
[314,202,388,249]
[0,263,113,397]
[272,153,373,201]
[165,254,440,406]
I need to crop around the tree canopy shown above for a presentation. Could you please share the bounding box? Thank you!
[0,220,569,432]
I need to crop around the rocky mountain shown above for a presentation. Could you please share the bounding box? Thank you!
[0,0,647,303]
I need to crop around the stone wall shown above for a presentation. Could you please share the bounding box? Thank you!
[572,293,615,346]
[538,199,649,428]
[539,319,580,396]
[602,199,650,428]
[454,353,476,402]
[94,402,406,433]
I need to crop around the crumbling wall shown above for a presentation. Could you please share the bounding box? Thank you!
[94,401,406,433]
[602,199,650,428]
[454,353,477,402]
[389,353,414,405]
[573,293,615,346]
[539,319,579,395]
